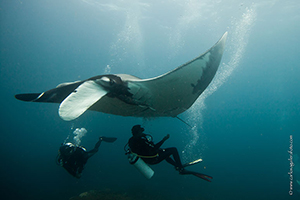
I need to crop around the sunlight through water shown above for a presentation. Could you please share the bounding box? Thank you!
[182,5,257,162]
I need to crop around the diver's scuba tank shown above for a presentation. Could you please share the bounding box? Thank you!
[124,139,155,179]
[127,153,154,179]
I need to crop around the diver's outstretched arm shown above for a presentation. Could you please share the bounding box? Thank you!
[154,134,170,149]
[86,137,117,158]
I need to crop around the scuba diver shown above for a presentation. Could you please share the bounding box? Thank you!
[127,125,212,182]
[56,136,117,178]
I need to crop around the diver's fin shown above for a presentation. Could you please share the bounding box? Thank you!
[100,137,117,143]
[191,172,213,182]
[182,158,203,168]
[180,169,212,182]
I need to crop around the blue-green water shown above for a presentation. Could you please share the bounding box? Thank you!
[1,0,299,199]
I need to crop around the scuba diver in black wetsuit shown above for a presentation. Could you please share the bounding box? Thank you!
[56,136,117,178]
[127,125,213,182]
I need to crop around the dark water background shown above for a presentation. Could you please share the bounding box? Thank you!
[1,0,299,200]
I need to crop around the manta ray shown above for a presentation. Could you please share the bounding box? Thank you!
[15,32,228,121]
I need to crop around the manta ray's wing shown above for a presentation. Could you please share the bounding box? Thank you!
[120,31,228,117]
[15,78,110,121]
[15,80,83,103]
[88,32,227,118]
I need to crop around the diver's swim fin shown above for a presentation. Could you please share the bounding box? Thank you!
[182,158,203,168]
[100,136,117,143]
[180,169,212,182]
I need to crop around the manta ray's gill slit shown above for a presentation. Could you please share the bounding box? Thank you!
[182,5,257,162]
